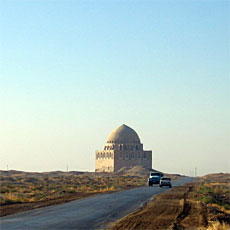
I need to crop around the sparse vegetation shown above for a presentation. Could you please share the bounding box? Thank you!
[0,168,183,217]
[0,168,153,216]
[111,173,230,230]
[0,173,146,206]
[194,176,230,210]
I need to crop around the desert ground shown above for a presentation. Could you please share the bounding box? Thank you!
[0,176,191,230]
[111,173,230,230]
[1,168,229,230]
[0,166,181,217]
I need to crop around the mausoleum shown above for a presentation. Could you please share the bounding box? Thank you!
[95,124,152,172]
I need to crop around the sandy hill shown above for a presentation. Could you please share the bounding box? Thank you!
[114,166,158,177]
[202,173,230,183]
[0,167,182,179]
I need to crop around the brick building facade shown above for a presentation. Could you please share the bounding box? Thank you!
[95,124,152,172]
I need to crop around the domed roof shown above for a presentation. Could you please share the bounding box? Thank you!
[107,124,141,143]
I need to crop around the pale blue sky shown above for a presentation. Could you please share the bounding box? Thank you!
[0,0,229,175]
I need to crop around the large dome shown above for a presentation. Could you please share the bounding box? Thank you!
[107,124,141,143]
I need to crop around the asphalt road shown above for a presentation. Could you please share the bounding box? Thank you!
[0,177,192,230]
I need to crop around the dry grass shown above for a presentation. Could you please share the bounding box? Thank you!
[0,168,183,216]
[207,221,230,230]
[111,173,230,230]
[0,167,182,206]
[194,175,230,211]
[0,170,148,206]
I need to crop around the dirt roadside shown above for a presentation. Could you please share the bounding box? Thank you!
[0,191,99,217]
[0,178,181,218]
[0,168,183,217]
[110,184,195,230]
[0,188,135,217]
[110,175,230,230]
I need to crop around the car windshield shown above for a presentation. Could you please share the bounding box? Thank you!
[150,173,161,176]
[161,178,171,181]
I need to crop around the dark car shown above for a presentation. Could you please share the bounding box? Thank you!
[148,172,163,186]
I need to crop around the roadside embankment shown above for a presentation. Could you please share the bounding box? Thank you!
[111,173,230,230]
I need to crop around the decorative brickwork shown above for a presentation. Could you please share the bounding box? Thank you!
[95,124,152,172]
